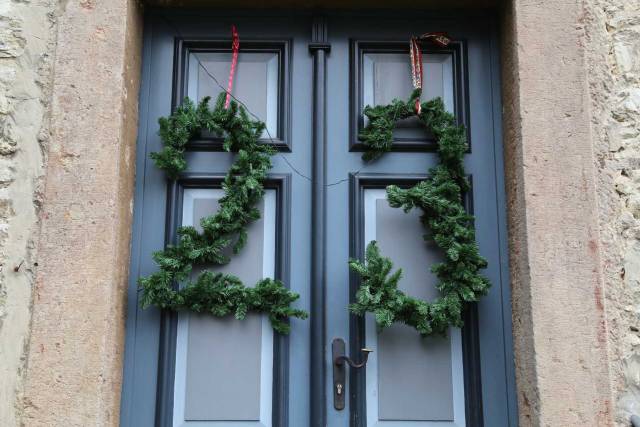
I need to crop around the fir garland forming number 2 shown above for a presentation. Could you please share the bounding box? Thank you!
[139,94,307,334]
[349,88,491,337]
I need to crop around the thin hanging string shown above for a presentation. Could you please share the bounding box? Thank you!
[157,14,392,187]
[157,14,313,183]
[194,48,316,183]
[158,14,395,186]
[158,14,452,187]
[158,14,364,187]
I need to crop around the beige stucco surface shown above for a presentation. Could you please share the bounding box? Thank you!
[0,0,638,426]
[502,0,613,425]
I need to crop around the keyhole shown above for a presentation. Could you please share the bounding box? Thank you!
[336,383,343,395]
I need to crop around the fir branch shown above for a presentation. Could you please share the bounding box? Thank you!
[140,94,307,334]
[350,90,490,337]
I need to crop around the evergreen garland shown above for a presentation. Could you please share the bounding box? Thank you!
[139,93,307,334]
[349,89,490,336]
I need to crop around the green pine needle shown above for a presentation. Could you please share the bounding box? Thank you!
[350,89,490,337]
[139,93,307,334]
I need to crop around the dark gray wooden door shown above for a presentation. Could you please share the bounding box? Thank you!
[323,15,516,427]
[120,9,516,427]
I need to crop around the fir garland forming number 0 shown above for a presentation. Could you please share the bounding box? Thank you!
[348,88,491,337]
[139,94,307,334]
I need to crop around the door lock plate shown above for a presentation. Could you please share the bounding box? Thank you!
[332,338,346,410]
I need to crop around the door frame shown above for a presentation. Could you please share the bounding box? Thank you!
[20,1,616,426]
[315,11,515,426]
[119,8,517,427]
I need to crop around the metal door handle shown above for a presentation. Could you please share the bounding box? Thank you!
[332,338,373,410]
[335,347,373,368]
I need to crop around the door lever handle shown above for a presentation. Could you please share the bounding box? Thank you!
[334,347,373,369]
[332,338,373,410]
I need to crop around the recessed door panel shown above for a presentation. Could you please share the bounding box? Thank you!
[188,51,280,138]
[362,52,454,141]
[351,39,469,152]
[122,13,313,427]
[363,53,453,110]
[363,190,465,426]
[172,189,276,426]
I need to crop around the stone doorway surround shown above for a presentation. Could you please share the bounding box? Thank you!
[18,1,615,426]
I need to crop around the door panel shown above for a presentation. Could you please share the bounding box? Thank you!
[121,10,515,427]
[121,13,313,427]
[325,15,515,426]
[348,175,477,427]
[189,52,280,137]
[182,40,289,146]
[362,52,454,141]
[363,190,465,426]
[172,191,275,426]
[350,39,468,152]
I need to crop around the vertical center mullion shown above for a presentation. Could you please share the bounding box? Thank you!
[309,15,331,427]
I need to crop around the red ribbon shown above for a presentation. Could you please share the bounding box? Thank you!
[419,32,451,48]
[225,25,240,109]
[410,37,423,114]
[410,32,452,114]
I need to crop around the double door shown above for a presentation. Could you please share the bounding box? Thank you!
[121,10,516,427]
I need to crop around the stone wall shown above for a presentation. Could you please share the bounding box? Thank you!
[585,1,640,425]
[0,1,58,426]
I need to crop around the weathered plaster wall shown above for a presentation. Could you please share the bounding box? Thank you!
[584,1,640,425]
[0,1,58,426]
